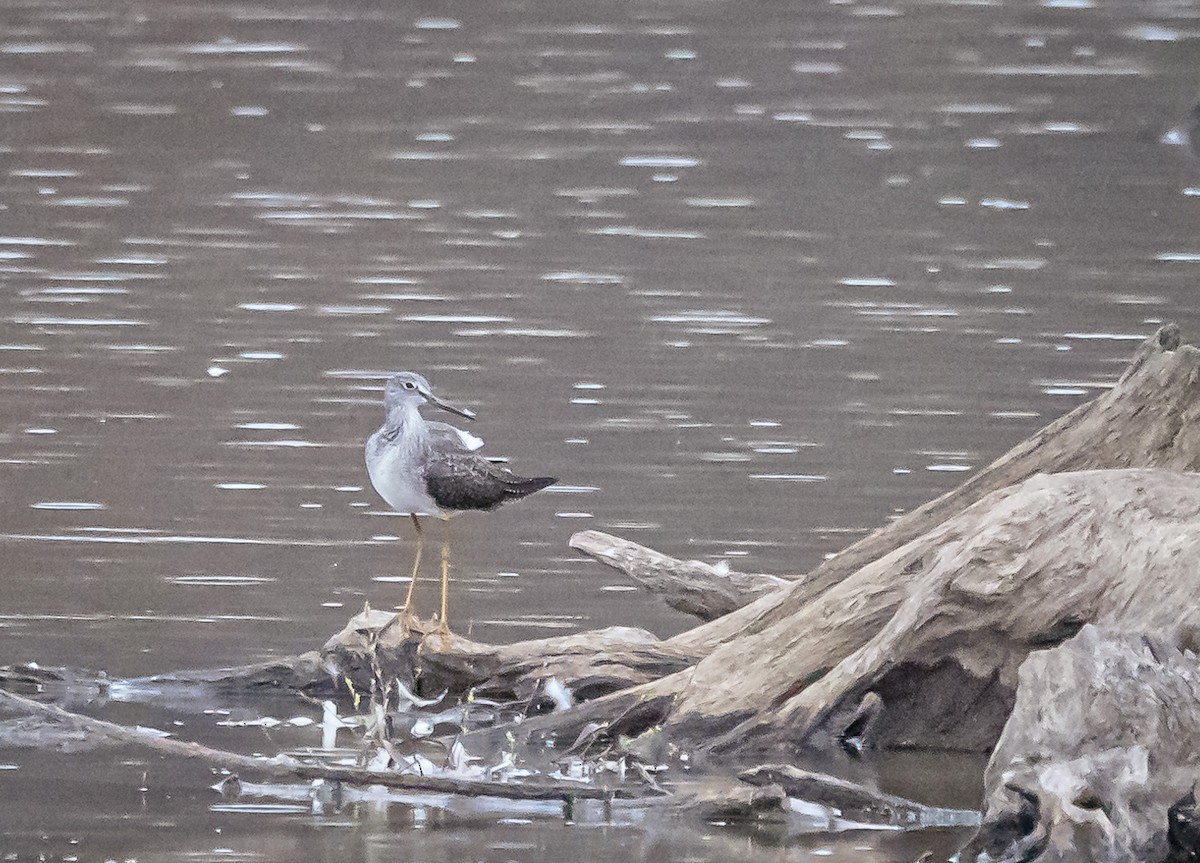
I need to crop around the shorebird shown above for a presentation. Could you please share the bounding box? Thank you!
[365,372,556,636]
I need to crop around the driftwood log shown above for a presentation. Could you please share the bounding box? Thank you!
[321,612,701,703]
[90,325,1200,759]
[674,467,1200,755]
[957,626,1200,863]
[505,325,1200,756]
[497,467,1200,762]
[320,326,1200,718]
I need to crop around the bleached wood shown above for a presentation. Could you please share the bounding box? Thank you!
[670,468,1200,756]
[959,626,1200,863]
[568,529,788,620]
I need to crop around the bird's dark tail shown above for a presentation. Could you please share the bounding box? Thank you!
[506,475,557,498]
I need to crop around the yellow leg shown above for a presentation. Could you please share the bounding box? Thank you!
[438,516,451,637]
[401,514,423,625]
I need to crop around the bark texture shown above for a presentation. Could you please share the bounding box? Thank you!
[568,530,787,620]
[958,626,1200,863]
[666,468,1200,757]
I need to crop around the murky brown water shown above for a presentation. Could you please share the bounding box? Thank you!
[1,0,1198,858]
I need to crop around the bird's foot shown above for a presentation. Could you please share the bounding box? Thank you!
[388,605,417,635]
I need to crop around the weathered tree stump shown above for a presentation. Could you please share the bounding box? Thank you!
[957,626,1200,863]
[589,468,1200,760]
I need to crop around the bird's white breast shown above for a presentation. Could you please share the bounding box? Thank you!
[366,431,440,516]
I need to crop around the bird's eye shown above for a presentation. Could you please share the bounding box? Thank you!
[403,381,416,390]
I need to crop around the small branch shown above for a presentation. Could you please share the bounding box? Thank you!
[0,686,636,802]
[665,778,790,821]
[740,764,980,827]
[569,530,789,621]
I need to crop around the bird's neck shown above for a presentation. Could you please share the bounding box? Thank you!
[384,402,425,438]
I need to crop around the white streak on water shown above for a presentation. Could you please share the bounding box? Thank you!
[839,277,896,287]
[239,302,303,312]
[749,474,827,482]
[13,316,144,326]
[619,155,700,168]
[170,575,275,586]
[415,18,460,29]
[1060,332,1146,341]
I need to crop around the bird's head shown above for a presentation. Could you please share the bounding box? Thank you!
[384,372,477,420]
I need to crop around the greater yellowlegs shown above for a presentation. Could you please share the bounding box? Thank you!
[365,372,556,635]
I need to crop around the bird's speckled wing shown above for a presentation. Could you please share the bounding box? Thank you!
[424,452,555,512]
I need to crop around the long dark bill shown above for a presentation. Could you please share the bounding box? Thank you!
[425,390,477,421]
